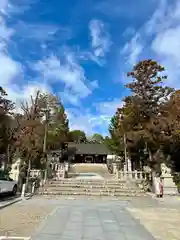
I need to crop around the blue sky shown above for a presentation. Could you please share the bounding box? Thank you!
[1,0,180,136]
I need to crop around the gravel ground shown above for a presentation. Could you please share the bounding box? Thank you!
[0,200,55,237]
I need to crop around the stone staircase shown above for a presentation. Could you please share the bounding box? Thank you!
[37,178,146,197]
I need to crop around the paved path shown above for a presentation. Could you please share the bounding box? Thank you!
[31,198,155,240]
[1,196,180,239]
[0,195,21,209]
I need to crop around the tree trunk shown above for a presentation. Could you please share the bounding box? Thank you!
[7,143,10,166]
[25,158,31,191]
[43,111,48,182]
[148,148,161,194]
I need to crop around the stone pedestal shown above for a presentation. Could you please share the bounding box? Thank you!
[161,163,178,195]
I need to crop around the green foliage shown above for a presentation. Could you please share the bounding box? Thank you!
[107,114,124,156]
[0,87,15,167]
[90,133,104,143]
[68,130,86,142]
[46,95,69,150]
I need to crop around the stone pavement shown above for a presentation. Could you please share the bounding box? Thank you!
[31,198,155,240]
[1,196,180,239]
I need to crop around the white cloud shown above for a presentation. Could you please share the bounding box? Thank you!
[6,0,38,16]
[152,26,180,57]
[145,0,180,35]
[95,99,122,116]
[67,109,96,135]
[145,0,169,35]
[0,1,21,87]
[34,54,92,103]
[4,82,52,113]
[0,54,21,85]
[0,0,52,112]
[150,0,180,87]
[89,19,111,59]
[0,0,9,14]
[60,90,80,106]
[90,80,99,89]
[67,99,122,136]
[121,33,143,66]
[120,0,180,88]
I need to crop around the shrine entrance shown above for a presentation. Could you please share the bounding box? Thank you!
[84,155,93,163]
[66,142,110,164]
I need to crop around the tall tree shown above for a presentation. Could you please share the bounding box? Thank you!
[0,87,15,167]
[122,60,174,171]
[161,90,180,172]
[15,91,45,180]
[39,93,69,150]
[108,113,124,156]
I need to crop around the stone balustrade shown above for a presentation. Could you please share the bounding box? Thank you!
[116,170,152,181]
[55,168,65,180]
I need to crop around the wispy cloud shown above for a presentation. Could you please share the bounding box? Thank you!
[120,0,180,88]
[34,53,92,103]
[89,19,111,61]
[67,108,97,136]
[14,21,71,42]
[0,0,52,112]
[5,82,52,113]
[95,0,156,20]
[121,33,143,66]
[145,0,180,35]
[67,99,122,135]
[0,1,21,86]
[95,99,122,116]
[1,0,38,16]
[150,0,180,87]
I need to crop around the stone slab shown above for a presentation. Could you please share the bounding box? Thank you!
[31,199,155,240]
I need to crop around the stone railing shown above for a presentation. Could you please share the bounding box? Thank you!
[9,169,45,181]
[55,167,65,180]
[116,170,152,181]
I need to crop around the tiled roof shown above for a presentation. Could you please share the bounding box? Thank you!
[67,142,111,155]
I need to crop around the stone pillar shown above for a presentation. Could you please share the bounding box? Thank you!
[127,158,132,172]
[123,162,126,172]
[127,158,132,178]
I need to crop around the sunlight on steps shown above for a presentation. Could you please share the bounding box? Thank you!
[37,177,146,197]
[69,163,110,176]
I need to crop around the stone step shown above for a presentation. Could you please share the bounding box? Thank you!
[42,187,143,193]
[43,185,140,191]
[48,180,126,185]
[45,183,128,188]
[37,191,146,197]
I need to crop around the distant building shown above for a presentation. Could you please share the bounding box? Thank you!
[66,142,111,163]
